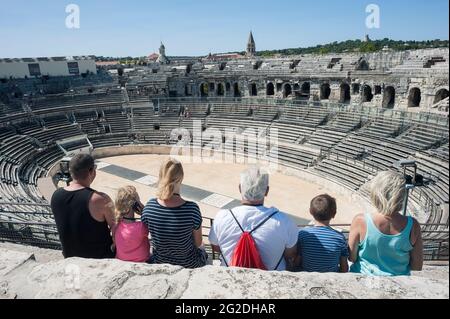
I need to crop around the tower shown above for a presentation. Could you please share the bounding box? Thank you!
[159,42,166,56]
[246,31,256,57]
[157,42,170,64]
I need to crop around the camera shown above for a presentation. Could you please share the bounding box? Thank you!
[394,159,432,216]
[60,157,71,176]
[55,156,73,186]
[394,159,431,188]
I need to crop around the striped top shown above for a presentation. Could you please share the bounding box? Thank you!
[297,226,349,273]
[141,198,204,269]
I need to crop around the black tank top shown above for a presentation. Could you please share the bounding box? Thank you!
[50,187,114,259]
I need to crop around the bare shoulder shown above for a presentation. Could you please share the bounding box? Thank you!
[411,217,422,235]
[351,213,365,225]
[90,191,113,208]
[411,216,421,227]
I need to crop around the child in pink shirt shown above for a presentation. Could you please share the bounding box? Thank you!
[114,186,150,263]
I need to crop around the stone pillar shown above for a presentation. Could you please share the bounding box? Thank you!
[329,83,340,102]
[310,83,320,101]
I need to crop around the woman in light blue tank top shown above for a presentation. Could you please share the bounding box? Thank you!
[350,213,413,276]
[348,171,423,276]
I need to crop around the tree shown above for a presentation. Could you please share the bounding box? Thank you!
[249,38,448,56]
[360,42,377,53]
[319,47,330,55]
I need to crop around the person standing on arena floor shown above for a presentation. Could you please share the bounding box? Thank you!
[208,166,298,271]
[51,153,116,259]
[348,170,423,276]
[141,158,207,268]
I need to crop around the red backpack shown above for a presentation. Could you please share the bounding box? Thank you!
[222,209,282,270]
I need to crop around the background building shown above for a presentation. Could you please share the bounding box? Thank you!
[0,56,97,79]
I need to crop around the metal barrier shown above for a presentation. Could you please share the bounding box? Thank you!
[1,206,448,261]
[146,97,449,126]
[202,219,448,262]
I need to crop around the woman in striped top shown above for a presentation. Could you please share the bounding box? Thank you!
[141,158,207,269]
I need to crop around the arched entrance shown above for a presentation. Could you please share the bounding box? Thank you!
[233,83,241,97]
[320,83,331,100]
[185,84,192,96]
[374,85,382,95]
[339,83,351,104]
[357,59,369,71]
[200,83,208,97]
[434,88,449,104]
[408,88,421,108]
[361,85,373,102]
[283,83,292,98]
[266,82,275,96]
[293,83,300,98]
[217,83,225,96]
[249,83,258,96]
[382,86,396,108]
[301,82,310,99]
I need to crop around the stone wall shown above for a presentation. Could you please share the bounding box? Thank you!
[138,48,449,112]
[1,244,448,299]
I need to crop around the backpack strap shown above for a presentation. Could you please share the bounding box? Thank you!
[215,209,243,268]
[215,241,229,267]
[225,209,280,268]
[221,251,229,267]
[222,246,284,270]
[229,209,279,234]
[249,210,279,234]
[229,209,245,233]
[274,253,284,271]
[218,209,241,268]
[250,209,282,270]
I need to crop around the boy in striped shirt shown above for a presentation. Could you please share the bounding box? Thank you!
[296,194,349,273]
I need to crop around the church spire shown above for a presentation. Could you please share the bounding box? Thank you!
[246,31,256,57]
[157,41,170,64]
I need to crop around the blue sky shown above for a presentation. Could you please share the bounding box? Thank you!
[0,0,448,58]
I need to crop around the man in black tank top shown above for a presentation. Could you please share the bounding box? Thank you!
[51,154,116,259]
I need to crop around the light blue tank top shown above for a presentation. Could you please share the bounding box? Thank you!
[350,214,413,276]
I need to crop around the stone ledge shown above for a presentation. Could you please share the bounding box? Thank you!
[0,244,448,299]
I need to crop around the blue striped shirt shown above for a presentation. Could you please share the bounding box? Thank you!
[141,199,204,269]
[297,226,349,273]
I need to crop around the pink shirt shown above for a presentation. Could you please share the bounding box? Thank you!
[115,221,151,263]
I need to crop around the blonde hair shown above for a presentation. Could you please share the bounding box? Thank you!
[156,158,184,200]
[115,185,140,222]
[370,171,406,216]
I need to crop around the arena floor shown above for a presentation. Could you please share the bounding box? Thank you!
[87,154,373,225]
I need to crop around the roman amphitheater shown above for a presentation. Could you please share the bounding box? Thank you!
[0,40,449,298]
